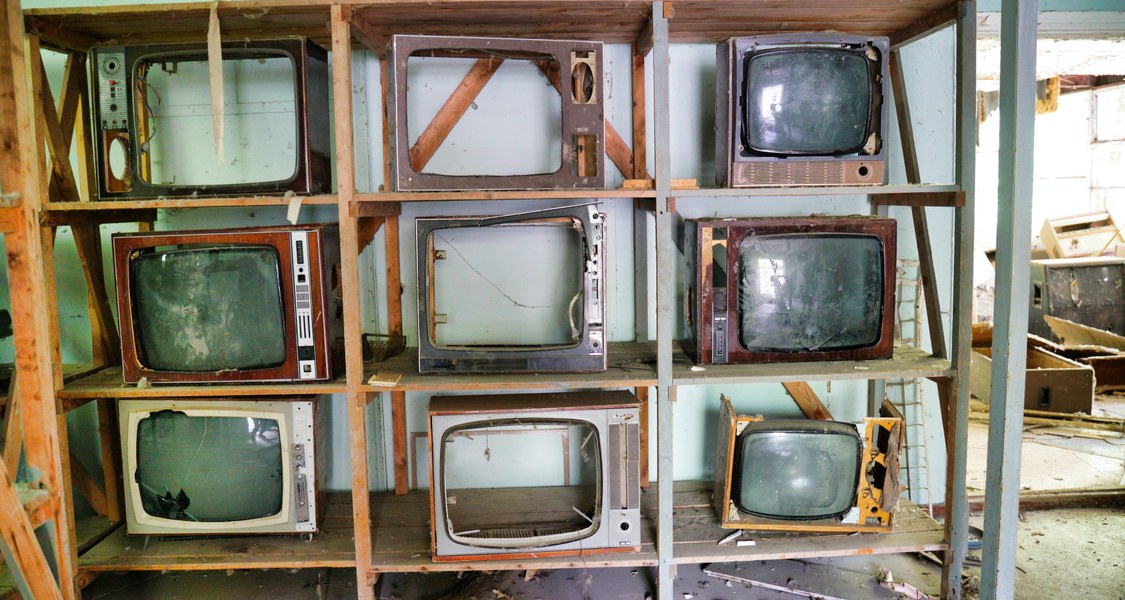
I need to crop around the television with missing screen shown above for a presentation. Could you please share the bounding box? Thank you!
[428,391,641,560]
[92,38,330,199]
[681,216,896,364]
[113,224,341,384]
[119,397,323,535]
[716,34,890,187]
[389,34,605,191]
[713,395,903,533]
[416,203,606,374]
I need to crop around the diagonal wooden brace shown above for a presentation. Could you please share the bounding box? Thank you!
[409,57,504,172]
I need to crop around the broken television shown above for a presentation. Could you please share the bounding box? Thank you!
[713,396,903,533]
[682,215,897,365]
[112,224,341,384]
[415,203,606,374]
[118,398,321,535]
[428,391,641,560]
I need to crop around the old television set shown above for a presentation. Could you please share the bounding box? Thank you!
[716,34,890,187]
[713,396,903,533]
[389,34,605,191]
[119,397,323,535]
[113,224,341,384]
[416,203,606,374]
[428,391,641,560]
[1029,257,1125,341]
[682,216,896,364]
[92,37,330,199]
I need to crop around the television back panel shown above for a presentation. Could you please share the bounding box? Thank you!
[716,34,890,188]
[416,203,607,374]
[389,35,606,191]
[92,38,331,200]
[683,216,897,365]
[428,391,642,560]
[1029,257,1125,341]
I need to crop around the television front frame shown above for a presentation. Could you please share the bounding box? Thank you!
[427,391,642,561]
[389,34,606,191]
[715,33,891,187]
[712,396,903,533]
[118,397,323,535]
[91,37,331,200]
[416,203,607,374]
[112,224,341,385]
[682,215,897,365]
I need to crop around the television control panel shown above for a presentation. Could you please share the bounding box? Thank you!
[290,231,318,379]
[94,48,128,130]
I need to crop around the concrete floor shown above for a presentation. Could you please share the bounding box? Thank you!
[82,396,1125,600]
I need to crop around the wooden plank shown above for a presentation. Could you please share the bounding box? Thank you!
[0,462,61,600]
[355,216,384,254]
[890,49,948,361]
[330,6,375,598]
[384,215,403,336]
[391,391,407,495]
[95,399,123,522]
[23,16,97,53]
[43,195,338,211]
[889,1,960,49]
[32,50,80,204]
[674,345,953,385]
[635,386,649,488]
[55,52,84,156]
[40,208,157,227]
[349,11,388,56]
[870,191,965,207]
[674,183,960,198]
[359,189,655,202]
[67,451,106,516]
[379,56,392,189]
[631,48,649,180]
[362,342,658,393]
[70,223,119,366]
[408,57,503,173]
[2,375,20,479]
[780,382,834,421]
[56,366,348,401]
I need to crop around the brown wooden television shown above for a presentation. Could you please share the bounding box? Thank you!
[113,224,340,384]
[681,216,896,364]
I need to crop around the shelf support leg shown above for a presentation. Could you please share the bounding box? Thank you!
[981,0,1036,597]
[332,7,374,600]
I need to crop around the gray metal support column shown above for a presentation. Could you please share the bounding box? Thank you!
[651,3,675,599]
[944,1,977,598]
[981,0,1036,597]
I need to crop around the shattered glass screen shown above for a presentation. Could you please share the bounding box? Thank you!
[737,234,884,352]
[441,419,599,546]
[131,246,287,371]
[430,222,584,348]
[736,429,861,519]
[743,49,871,155]
[135,410,284,522]
[136,54,298,185]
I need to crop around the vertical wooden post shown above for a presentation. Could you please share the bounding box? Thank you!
[332,7,374,600]
[0,2,76,597]
[981,0,1036,597]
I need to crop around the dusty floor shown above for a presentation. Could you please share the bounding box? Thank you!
[82,397,1125,600]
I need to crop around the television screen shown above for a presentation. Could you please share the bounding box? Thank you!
[743,49,872,156]
[429,222,584,348]
[134,409,283,522]
[738,234,884,352]
[131,246,287,372]
[440,419,600,548]
[734,420,861,520]
[132,52,298,186]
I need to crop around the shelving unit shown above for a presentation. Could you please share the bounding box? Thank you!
[0,1,977,599]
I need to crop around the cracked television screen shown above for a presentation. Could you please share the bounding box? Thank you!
[135,410,283,522]
[429,220,584,348]
[130,246,287,372]
[441,419,600,548]
[737,234,884,352]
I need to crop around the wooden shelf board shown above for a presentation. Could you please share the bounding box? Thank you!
[78,493,356,572]
[359,189,656,203]
[43,195,338,211]
[672,344,953,386]
[670,481,946,563]
[368,486,659,573]
[362,341,657,393]
[671,183,961,199]
[667,0,957,42]
[57,366,348,400]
